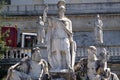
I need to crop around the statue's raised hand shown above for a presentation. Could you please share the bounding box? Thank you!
[43,4,48,22]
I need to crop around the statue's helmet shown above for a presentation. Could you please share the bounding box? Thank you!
[57,0,66,9]
[97,14,100,18]
[88,46,97,51]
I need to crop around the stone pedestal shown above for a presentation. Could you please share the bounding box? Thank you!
[50,69,75,80]
[35,43,46,48]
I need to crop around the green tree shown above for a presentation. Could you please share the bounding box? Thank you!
[0,30,9,59]
[0,0,9,59]
[0,0,5,16]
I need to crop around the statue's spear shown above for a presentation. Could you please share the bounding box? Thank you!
[43,4,48,23]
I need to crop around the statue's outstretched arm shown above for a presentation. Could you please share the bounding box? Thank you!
[43,4,48,23]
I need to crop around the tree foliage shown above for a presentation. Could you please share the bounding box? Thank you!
[0,30,9,55]
[0,0,6,16]
[0,0,9,59]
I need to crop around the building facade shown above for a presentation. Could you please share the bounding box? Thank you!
[0,0,120,78]
[1,0,120,60]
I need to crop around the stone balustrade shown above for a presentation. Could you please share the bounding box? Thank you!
[76,45,120,62]
[3,48,32,59]
[2,2,120,16]
[2,45,120,62]
[77,45,120,57]
[2,47,47,60]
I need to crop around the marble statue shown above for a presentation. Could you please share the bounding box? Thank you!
[74,58,88,80]
[87,46,101,80]
[96,48,119,80]
[37,16,45,44]
[46,0,76,71]
[74,46,119,80]
[6,47,49,80]
[74,46,100,80]
[94,14,103,44]
[98,48,109,71]
[96,68,119,80]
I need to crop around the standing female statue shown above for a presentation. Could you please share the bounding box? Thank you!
[46,0,76,71]
[37,16,45,44]
[94,14,103,44]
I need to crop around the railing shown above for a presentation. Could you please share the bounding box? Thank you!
[0,48,32,65]
[1,45,120,64]
[2,47,47,60]
[76,45,120,62]
[77,45,120,57]
[2,2,120,16]
[2,45,120,59]
[3,48,32,59]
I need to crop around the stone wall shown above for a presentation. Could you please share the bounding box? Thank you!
[45,0,120,4]
[10,0,120,5]
[11,0,32,5]
[11,0,44,5]
[0,16,38,33]
[69,14,120,31]
[1,14,120,31]
[73,30,120,46]
[1,14,120,46]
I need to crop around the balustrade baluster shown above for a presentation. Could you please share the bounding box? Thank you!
[81,48,84,57]
[13,49,16,58]
[20,49,24,58]
[85,48,87,57]
[3,53,5,59]
[118,47,120,56]
[6,50,8,59]
[27,49,31,57]
[25,49,28,57]
[10,49,13,58]
[109,47,112,56]
[1,45,120,63]
[113,47,116,56]
[77,48,80,57]
[116,47,118,56]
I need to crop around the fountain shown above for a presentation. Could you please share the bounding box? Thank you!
[6,1,119,80]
